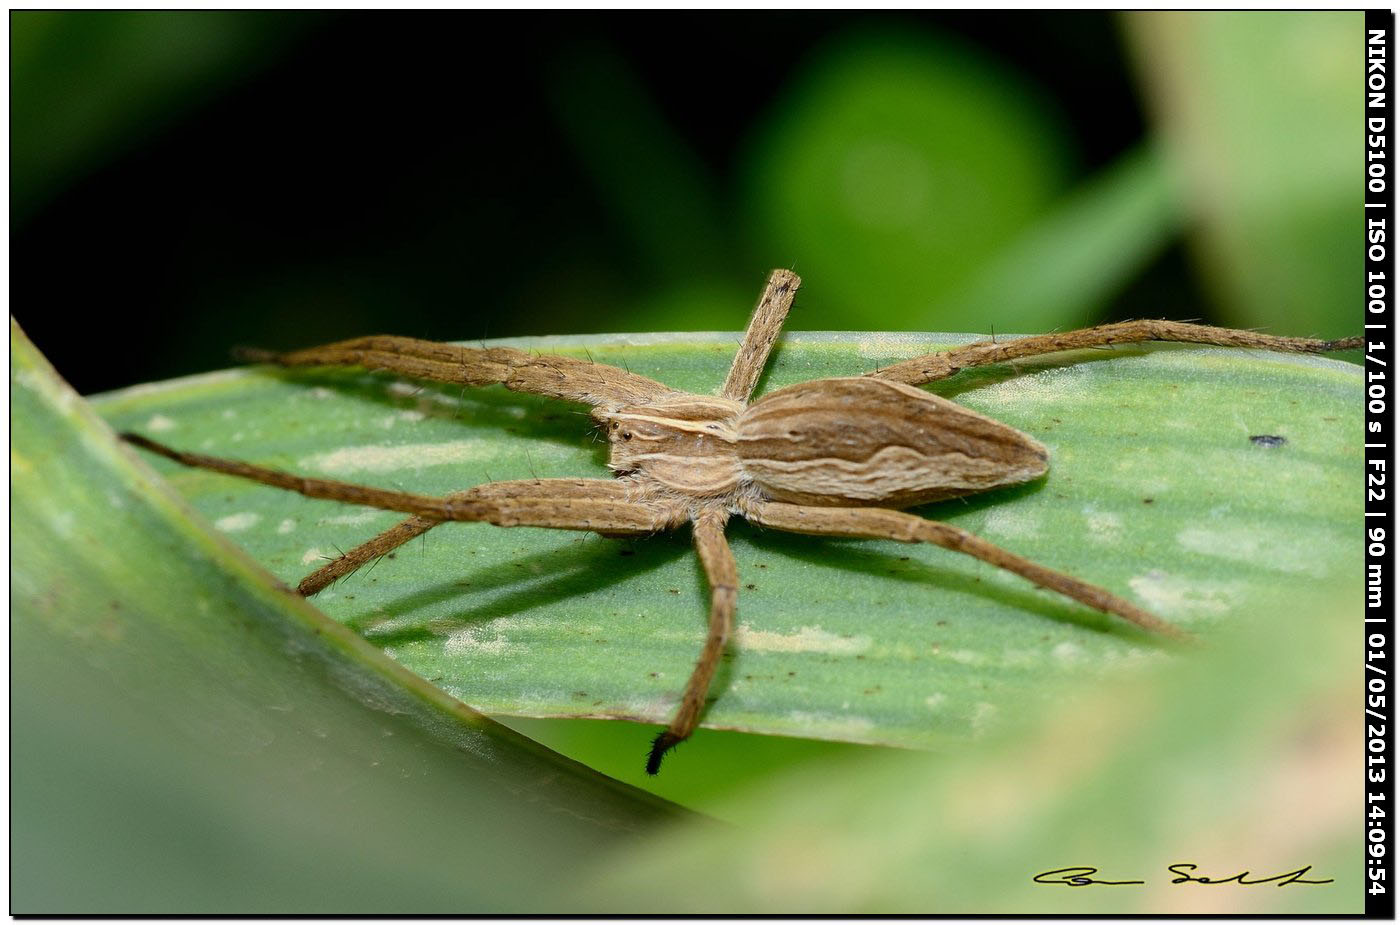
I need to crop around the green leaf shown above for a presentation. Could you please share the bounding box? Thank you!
[580,589,1363,913]
[91,331,1361,772]
[741,27,1075,330]
[933,144,1182,332]
[11,321,691,913]
[1124,11,1359,336]
[548,42,731,285]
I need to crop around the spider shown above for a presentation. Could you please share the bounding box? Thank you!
[121,269,1361,773]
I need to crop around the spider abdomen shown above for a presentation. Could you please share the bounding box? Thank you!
[736,377,1049,508]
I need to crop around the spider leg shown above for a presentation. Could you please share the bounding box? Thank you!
[298,513,442,595]
[720,268,801,403]
[240,334,672,409]
[122,433,685,533]
[296,477,667,595]
[741,500,1192,643]
[866,320,1363,387]
[648,508,737,774]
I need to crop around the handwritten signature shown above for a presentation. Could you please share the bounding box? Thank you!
[1033,865,1334,887]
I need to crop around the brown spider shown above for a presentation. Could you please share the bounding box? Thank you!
[121,269,1361,773]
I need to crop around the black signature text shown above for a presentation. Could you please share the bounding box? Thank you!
[1033,864,1333,888]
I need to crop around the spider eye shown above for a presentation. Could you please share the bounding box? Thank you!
[622,432,632,441]
[611,422,619,430]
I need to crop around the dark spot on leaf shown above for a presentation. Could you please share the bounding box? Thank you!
[619,549,634,557]
[572,691,588,699]
[1250,434,1287,447]
[1143,497,1154,504]
[745,583,757,590]
[668,588,679,594]
[936,620,947,626]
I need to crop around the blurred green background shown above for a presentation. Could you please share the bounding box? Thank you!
[11,10,1365,913]
[12,10,1359,396]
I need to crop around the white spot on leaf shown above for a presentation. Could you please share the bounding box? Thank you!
[444,627,511,656]
[785,710,875,740]
[215,512,260,532]
[734,624,871,655]
[970,702,999,738]
[301,440,491,475]
[1082,506,1123,543]
[320,510,387,527]
[1176,526,1330,578]
[982,506,1040,540]
[1129,569,1239,617]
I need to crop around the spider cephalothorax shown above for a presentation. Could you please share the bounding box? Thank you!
[598,395,744,495]
[122,268,1361,773]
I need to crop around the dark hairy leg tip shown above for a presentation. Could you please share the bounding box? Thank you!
[646,730,684,775]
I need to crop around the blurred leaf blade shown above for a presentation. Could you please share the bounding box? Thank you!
[10,10,309,222]
[933,143,1182,332]
[92,330,1361,762]
[580,591,1361,913]
[1124,11,1359,336]
[549,41,732,285]
[741,26,1075,330]
[11,320,691,913]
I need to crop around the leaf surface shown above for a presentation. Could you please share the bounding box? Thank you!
[12,321,690,913]
[93,331,1361,753]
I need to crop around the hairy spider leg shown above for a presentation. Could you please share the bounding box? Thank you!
[741,500,1194,643]
[648,509,738,774]
[867,320,1363,388]
[299,513,441,595]
[120,433,685,534]
[294,479,658,595]
[245,335,674,408]
[720,268,800,403]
